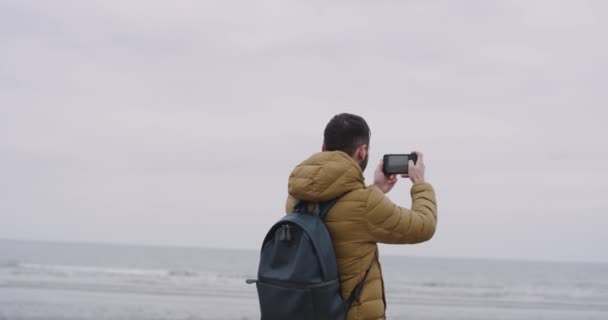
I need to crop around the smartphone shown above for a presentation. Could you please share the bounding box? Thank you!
[383,154,418,175]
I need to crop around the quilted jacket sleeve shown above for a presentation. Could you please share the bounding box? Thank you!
[364,182,437,244]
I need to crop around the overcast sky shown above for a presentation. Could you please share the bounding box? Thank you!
[1,0,607,263]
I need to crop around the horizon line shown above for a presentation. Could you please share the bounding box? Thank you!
[1,237,606,266]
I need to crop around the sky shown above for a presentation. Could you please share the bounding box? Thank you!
[1,0,607,263]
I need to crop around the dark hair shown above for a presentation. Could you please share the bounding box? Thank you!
[323,113,371,156]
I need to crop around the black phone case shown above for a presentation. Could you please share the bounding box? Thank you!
[382,154,417,175]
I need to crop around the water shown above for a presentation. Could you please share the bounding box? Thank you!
[1,239,607,320]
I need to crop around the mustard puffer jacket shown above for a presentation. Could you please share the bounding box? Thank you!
[286,151,438,320]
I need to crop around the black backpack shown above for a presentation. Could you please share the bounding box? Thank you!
[247,199,369,320]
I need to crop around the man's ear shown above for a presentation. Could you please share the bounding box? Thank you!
[355,144,368,161]
[321,144,327,152]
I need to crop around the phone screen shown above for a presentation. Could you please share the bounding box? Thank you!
[385,154,409,174]
[387,155,409,167]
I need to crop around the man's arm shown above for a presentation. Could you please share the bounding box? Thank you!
[365,151,438,244]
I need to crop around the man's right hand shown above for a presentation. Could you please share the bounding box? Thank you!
[401,151,425,184]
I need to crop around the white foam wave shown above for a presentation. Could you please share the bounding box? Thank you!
[10,263,250,285]
[0,260,21,268]
[18,263,170,278]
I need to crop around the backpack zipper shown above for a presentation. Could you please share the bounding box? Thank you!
[258,277,339,289]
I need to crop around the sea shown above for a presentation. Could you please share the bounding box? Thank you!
[1,239,607,320]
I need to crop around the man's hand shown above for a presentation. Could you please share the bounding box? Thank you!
[401,151,425,184]
[373,161,398,194]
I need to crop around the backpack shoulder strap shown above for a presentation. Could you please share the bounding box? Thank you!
[293,197,339,221]
[317,196,372,309]
[345,263,372,310]
[318,198,339,221]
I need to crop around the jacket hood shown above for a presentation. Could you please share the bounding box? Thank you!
[288,151,365,202]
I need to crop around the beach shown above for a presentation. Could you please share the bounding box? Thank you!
[1,239,607,319]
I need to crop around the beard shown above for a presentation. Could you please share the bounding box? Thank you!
[359,153,369,172]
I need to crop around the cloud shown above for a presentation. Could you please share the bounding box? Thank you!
[1,0,607,262]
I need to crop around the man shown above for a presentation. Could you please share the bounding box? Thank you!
[286,113,438,320]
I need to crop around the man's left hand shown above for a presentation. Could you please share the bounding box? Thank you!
[373,160,398,194]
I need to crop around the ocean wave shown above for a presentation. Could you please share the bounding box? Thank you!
[0,260,21,268]
[388,279,608,305]
[418,281,504,290]
[391,279,505,291]
[8,263,252,285]
[16,263,170,278]
[1,263,256,298]
[167,269,199,277]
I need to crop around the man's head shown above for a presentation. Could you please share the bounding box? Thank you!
[322,113,371,171]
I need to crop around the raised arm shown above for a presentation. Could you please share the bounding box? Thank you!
[365,151,437,244]
[364,183,437,244]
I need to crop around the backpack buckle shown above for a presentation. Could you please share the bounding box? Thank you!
[278,225,293,242]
